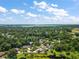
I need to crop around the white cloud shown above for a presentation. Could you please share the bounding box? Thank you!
[46,7,69,17]
[26,12,37,17]
[34,1,48,9]
[0,17,16,24]
[51,4,58,7]
[0,6,7,13]
[52,9,69,16]
[11,9,25,14]
[34,1,69,17]
[68,16,79,24]
[32,1,79,24]
[0,1,78,24]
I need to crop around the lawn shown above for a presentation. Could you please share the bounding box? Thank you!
[17,50,79,59]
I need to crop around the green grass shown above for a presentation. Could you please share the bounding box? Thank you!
[17,53,50,59]
[17,53,25,59]
[17,50,79,59]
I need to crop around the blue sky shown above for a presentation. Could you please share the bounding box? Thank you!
[0,0,79,24]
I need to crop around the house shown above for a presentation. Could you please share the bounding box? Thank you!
[0,52,6,57]
[15,48,20,54]
[0,57,5,59]
[72,28,79,33]
[33,48,44,53]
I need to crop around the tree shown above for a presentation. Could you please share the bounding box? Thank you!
[7,48,17,58]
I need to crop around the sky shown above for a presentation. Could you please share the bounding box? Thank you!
[0,0,79,24]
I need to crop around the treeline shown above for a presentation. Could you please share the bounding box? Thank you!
[0,27,79,52]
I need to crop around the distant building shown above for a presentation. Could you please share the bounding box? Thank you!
[72,28,79,33]
[15,48,20,54]
[0,52,6,57]
[0,57,5,59]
